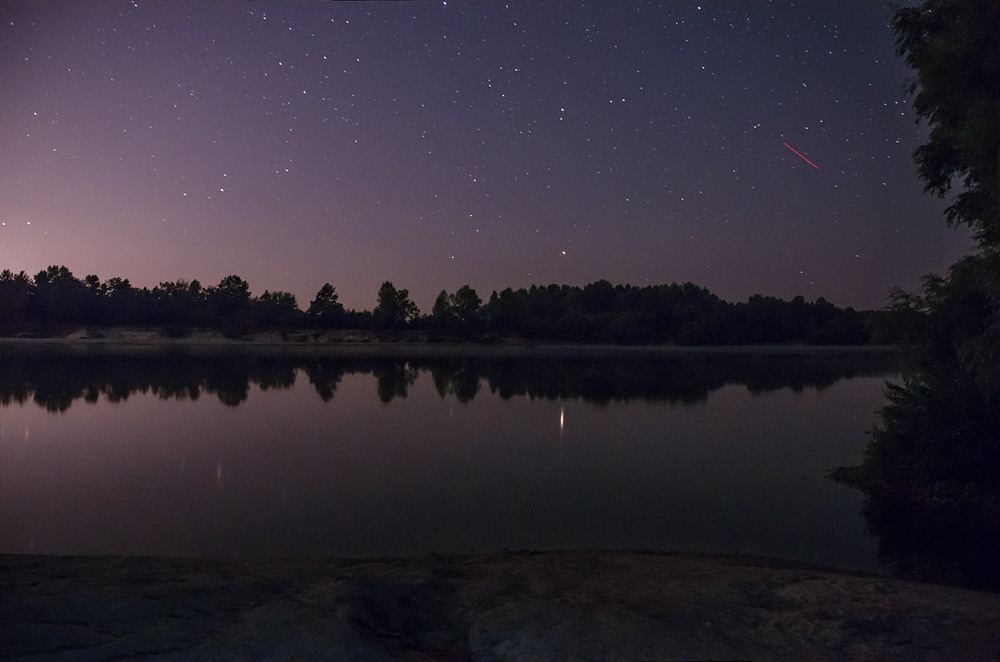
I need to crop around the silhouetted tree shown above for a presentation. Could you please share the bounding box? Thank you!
[255,290,299,328]
[0,269,32,329]
[211,275,250,303]
[482,287,527,333]
[307,283,346,327]
[99,276,135,325]
[581,279,617,314]
[372,281,418,328]
[206,275,253,336]
[839,0,1000,590]
[892,0,999,249]
[452,285,482,323]
[431,285,482,335]
[31,265,89,327]
[884,0,1000,394]
[154,278,204,336]
[3,264,882,345]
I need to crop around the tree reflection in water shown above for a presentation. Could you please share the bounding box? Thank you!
[0,346,900,411]
[8,344,942,576]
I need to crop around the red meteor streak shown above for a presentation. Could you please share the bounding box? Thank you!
[783,141,819,169]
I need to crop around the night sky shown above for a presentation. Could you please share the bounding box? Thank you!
[0,1,974,312]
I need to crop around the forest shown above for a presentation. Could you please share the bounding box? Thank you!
[0,266,880,345]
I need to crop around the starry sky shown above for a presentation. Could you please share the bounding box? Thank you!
[0,1,974,312]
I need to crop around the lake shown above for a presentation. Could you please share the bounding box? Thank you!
[0,343,899,572]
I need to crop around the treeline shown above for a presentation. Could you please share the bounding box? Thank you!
[1,265,881,344]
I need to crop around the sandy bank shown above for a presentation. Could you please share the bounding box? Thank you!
[3,551,997,660]
[1,327,899,359]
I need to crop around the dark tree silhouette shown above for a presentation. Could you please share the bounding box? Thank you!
[0,269,32,329]
[255,290,299,328]
[154,278,204,336]
[1,265,882,345]
[838,0,1000,590]
[452,285,482,323]
[211,275,251,303]
[431,285,482,335]
[882,0,1000,396]
[892,0,1000,249]
[31,265,90,327]
[372,281,419,328]
[307,283,346,327]
[204,275,253,336]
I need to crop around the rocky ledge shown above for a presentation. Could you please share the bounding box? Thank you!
[4,551,1000,660]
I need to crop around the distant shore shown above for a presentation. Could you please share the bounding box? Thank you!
[0,327,900,358]
[3,550,997,659]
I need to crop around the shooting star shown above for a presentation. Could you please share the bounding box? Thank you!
[782,141,819,169]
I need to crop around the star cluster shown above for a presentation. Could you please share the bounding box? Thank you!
[0,1,972,311]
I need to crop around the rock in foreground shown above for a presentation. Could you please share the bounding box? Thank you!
[3,551,999,660]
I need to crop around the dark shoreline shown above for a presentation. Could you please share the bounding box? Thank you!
[3,550,998,660]
[0,329,901,358]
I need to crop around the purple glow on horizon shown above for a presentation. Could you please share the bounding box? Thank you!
[0,2,972,311]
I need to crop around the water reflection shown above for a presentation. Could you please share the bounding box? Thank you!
[0,345,898,570]
[1,345,900,411]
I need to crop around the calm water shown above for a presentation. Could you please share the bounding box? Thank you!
[0,345,898,571]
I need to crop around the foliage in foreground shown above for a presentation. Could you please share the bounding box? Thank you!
[841,0,1000,590]
[860,252,1000,492]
